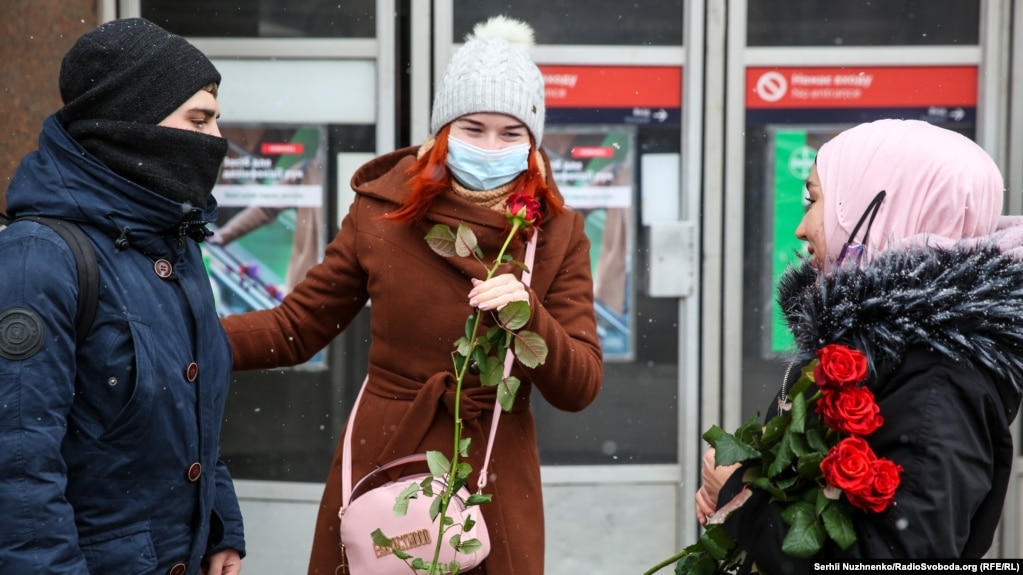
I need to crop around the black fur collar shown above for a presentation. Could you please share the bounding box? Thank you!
[778,245,1023,394]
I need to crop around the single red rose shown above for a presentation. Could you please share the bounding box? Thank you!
[505,192,542,228]
[816,386,883,436]
[814,344,868,390]
[820,436,876,494]
[845,457,903,513]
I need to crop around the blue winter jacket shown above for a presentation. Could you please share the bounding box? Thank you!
[0,115,245,574]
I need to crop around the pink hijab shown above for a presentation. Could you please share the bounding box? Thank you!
[816,119,1008,266]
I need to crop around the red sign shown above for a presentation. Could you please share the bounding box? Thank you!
[261,142,305,155]
[746,66,977,109]
[571,146,616,159]
[539,65,681,108]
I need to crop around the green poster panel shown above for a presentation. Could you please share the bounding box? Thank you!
[770,130,816,353]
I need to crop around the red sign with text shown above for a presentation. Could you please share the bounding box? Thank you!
[746,66,977,109]
[539,65,681,108]
[261,142,305,155]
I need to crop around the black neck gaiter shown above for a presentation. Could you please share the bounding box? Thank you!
[68,119,228,209]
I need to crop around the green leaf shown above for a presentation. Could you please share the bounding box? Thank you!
[471,345,489,374]
[513,330,547,368]
[452,352,467,375]
[457,537,484,554]
[780,502,825,558]
[673,553,714,575]
[458,438,471,458]
[394,481,420,516]
[498,301,531,331]
[454,461,472,482]
[480,355,504,387]
[796,452,824,479]
[410,558,428,570]
[790,392,807,433]
[454,223,478,257]
[484,325,504,349]
[506,258,529,272]
[448,560,462,575]
[429,493,443,521]
[498,376,521,412]
[774,474,800,491]
[822,501,857,550]
[420,476,435,497]
[761,414,790,447]
[466,493,492,506]
[698,534,727,561]
[454,336,471,358]
[735,413,765,445]
[392,547,413,560]
[712,433,761,466]
[426,450,451,477]
[789,361,817,398]
[700,524,737,560]
[371,529,392,548]
[814,487,829,516]
[425,225,457,257]
[463,515,477,531]
[788,428,811,458]
[806,426,829,454]
[766,431,795,478]
[702,425,726,444]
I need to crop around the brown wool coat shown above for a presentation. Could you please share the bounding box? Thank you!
[221,146,604,575]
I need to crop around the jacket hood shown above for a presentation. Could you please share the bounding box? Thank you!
[5,114,217,251]
[779,244,1023,413]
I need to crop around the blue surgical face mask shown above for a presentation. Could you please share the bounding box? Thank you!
[446,136,530,191]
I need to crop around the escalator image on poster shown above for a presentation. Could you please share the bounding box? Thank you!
[544,125,635,359]
[205,124,328,368]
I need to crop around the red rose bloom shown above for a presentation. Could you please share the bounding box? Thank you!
[845,458,903,513]
[505,193,542,228]
[814,344,868,390]
[816,386,884,436]
[821,436,876,494]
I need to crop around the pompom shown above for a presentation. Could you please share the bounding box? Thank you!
[467,15,535,49]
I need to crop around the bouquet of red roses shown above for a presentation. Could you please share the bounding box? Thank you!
[646,343,903,574]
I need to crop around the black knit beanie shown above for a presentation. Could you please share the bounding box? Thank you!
[58,18,221,126]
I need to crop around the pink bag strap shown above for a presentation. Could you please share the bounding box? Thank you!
[342,229,538,508]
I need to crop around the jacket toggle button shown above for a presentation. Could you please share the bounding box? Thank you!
[168,563,187,575]
[153,259,174,278]
[187,462,202,482]
[185,362,199,382]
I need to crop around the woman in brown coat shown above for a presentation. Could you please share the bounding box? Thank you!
[221,15,603,575]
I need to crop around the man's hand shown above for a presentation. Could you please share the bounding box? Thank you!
[203,549,242,575]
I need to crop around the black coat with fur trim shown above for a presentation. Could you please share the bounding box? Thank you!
[720,246,1023,572]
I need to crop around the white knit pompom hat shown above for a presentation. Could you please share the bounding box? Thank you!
[430,15,545,144]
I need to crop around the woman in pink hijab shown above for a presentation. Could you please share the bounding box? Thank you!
[697,119,1023,571]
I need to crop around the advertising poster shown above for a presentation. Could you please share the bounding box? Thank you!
[544,125,636,359]
[205,124,328,368]
[766,128,841,355]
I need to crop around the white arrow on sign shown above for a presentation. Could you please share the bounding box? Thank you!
[653,109,668,122]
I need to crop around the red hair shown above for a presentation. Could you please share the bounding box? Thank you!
[386,124,564,224]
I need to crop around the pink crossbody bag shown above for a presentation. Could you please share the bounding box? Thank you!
[337,230,537,574]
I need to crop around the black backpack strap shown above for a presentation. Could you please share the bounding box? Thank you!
[19,216,100,347]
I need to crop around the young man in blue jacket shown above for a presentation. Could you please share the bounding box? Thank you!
[0,18,245,575]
